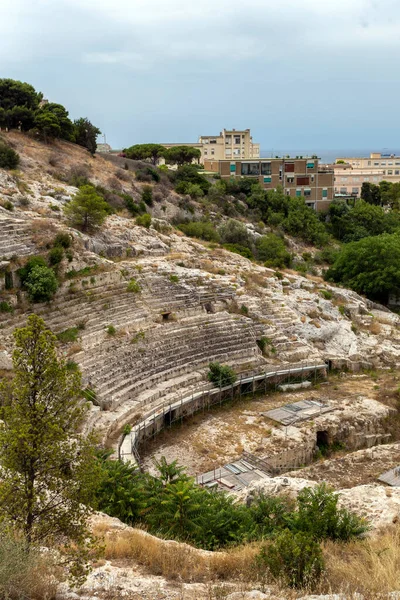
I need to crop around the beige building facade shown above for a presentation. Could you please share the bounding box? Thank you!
[204,157,334,212]
[161,128,260,164]
[333,153,400,197]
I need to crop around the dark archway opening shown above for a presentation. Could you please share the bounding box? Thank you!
[161,312,171,322]
[316,430,330,455]
[5,271,13,290]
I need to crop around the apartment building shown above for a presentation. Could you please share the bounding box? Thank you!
[204,157,334,212]
[161,128,260,164]
[333,153,400,197]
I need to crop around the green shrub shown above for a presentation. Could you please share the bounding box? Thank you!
[136,213,151,228]
[175,181,204,198]
[240,304,249,315]
[2,200,13,211]
[218,219,250,247]
[256,529,324,589]
[169,274,179,283]
[256,337,272,354]
[66,360,79,372]
[141,185,153,206]
[93,456,367,553]
[57,327,79,343]
[338,305,346,316]
[0,301,13,313]
[53,232,72,248]
[123,424,132,436]
[48,246,64,266]
[293,483,368,541]
[223,243,253,259]
[106,325,116,336]
[207,362,237,387]
[320,289,333,300]
[256,233,291,268]
[0,144,20,169]
[178,221,219,242]
[127,278,141,293]
[24,265,58,303]
[81,387,96,402]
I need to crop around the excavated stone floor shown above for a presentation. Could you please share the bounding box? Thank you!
[141,371,400,479]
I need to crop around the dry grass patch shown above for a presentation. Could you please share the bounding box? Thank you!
[369,320,382,335]
[321,526,400,596]
[95,526,259,583]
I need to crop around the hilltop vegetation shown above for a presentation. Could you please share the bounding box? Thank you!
[0,78,100,153]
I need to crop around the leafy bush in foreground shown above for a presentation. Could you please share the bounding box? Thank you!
[94,455,367,556]
[257,529,324,589]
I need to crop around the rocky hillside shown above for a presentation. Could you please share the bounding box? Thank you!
[1,131,400,450]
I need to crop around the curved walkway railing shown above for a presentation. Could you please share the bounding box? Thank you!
[119,362,329,466]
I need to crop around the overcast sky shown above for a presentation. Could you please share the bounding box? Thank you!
[1,0,399,152]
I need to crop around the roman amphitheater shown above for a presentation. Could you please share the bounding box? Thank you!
[2,132,400,599]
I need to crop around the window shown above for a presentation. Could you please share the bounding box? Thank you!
[297,176,310,185]
[306,202,316,210]
[241,162,260,176]
[352,187,359,194]
[285,163,295,172]
[261,162,272,175]
[287,176,294,183]
[234,136,241,145]
[296,189,302,197]
[225,149,232,156]
[381,162,386,166]
[210,139,217,144]
[373,177,378,181]
[340,187,347,194]
[374,162,379,166]
[395,170,400,175]
[225,136,231,144]
[233,149,241,156]
[211,149,215,155]
[341,177,348,182]
[204,150,208,155]
[285,189,291,196]
[306,162,315,169]
[388,170,393,175]
[395,162,400,166]
[322,188,328,198]
[230,163,236,173]
[311,175,315,182]
[368,161,371,166]
[363,177,369,181]
[263,176,272,183]
[304,188,311,197]
[389,162,393,165]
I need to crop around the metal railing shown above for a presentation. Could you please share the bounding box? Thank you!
[119,361,328,466]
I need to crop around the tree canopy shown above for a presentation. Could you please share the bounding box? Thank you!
[73,118,101,154]
[326,232,400,303]
[124,143,166,164]
[64,185,109,231]
[163,145,201,166]
[0,79,101,150]
[327,199,400,242]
